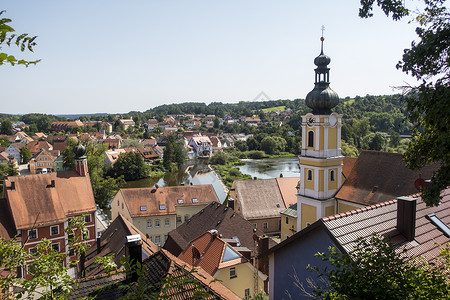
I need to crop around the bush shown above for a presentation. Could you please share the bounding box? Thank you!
[247,150,266,159]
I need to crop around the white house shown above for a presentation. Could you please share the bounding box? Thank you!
[188,136,212,158]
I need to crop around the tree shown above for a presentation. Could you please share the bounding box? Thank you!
[20,146,32,164]
[110,152,150,181]
[0,215,89,299]
[163,135,186,171]
[0,10,40,67]
[234,140,248,152]
[359,0,450,206]
[305,234,450,299]
[0,119,14,135]
[260,136,286,155]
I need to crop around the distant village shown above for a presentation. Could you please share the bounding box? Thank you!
[0,45,448,300]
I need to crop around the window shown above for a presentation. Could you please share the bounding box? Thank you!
[140,206,147,211]
[192,198,198,203]
[28,229,37,239]
[149,236,153,242]
[426,214,450,237]
[177,199,184,204]
[29,247,38,255]
[155,235,161,244]
[147,221,152,228]
[165,218,170,227]
[50,226,59,236]
[330,170,335,181]
[155,219,160,228]
[263,222,268,229]
[308,131,314,147]
[82,230,89,240]
[307,170,313,181]
[253,223,257,228]
[84,214,91,223]
[285,216,289,225]
[230,267,237,279]
[159,204,165,210]
[245,288,250,297]
[184,215,189,222]
[176,215,182,223]
[52,243,60,252]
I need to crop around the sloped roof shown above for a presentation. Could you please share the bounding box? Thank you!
[163,202,277,256]
[71,249,240,300]
[269,188,450,265]
[4,172,96,229]
[83,214,158,277]
[280,203,297,218]
[342,156,357,179]
[178,231,247,276]
[0,198,17,240]
[335,151,439,206]
[26,140,52,154]
[118,185,219,218]
[324,189,450,263]
[233,178,287,220]
[276,177,299,208]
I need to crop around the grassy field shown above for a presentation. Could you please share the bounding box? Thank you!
[261,106,286,113]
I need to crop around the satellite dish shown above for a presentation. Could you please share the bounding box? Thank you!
[414,178,426,190]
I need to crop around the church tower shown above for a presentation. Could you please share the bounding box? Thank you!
[297,34,343,231]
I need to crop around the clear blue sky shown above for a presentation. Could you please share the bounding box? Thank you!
[1,1,421,115]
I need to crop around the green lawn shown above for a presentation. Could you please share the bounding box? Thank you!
[261,106,286,113]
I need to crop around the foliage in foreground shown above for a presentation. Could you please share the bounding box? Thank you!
[303,235,450,300]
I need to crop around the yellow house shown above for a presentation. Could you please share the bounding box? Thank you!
[280,203,297,241]
[111,184,219,246]
[178,230,267,298]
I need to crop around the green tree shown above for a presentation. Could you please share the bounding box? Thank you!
[0,10,40,67]
[306,235,450,299]
[110,152,150,181]
[359,0,450,206]
[19,146,32,164]
[260,136,286,155]
[162,135,186,171]
[0,215,89,299]
[0,119,13,135]
[234,140,248,152]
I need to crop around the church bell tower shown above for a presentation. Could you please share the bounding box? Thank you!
[297,33,343,230]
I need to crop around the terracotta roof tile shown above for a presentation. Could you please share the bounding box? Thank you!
[119,185,219,218]
[336,151,439,206]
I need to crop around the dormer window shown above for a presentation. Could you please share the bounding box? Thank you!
[159,204,165,210]
[177,199,184,204]
[192,198,198,203]
[140,206,147,211]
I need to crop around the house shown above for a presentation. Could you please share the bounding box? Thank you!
[111,184,219,247]
[26,140,53,155]
[0,152,17,167]
[29,148,58,174]
[141,137,157,147]
[80,214,158,277]
[163,201,277,257]
[188,136,212,158]
[147,119,159,130]
[71,247,240,300]
[103,138,121,149]
[229,177,298,235]
[4,142,25,163]
[104,149,126,165]
[31,132,47,140]
[137,147,159,161]
[0,147,97,278]
[119,119,135,130]
[51,120,85,132]
[267,189,450,300]
[280,203,297,241]
[178,230,268,298]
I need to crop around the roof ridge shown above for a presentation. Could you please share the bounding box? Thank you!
[323,199,398,222]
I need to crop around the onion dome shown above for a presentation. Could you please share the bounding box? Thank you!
[305,36,339,114]
[73,143,86,158]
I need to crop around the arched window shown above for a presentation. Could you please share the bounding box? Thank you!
[330,170,335,181]
[307,170,313,181]
[308,131,314,147]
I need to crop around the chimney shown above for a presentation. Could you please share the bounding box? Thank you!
[228,198,235,210]
[51,180,55,188]
[258,236,269,275]
[125,234,142,283]
[96,237,101,254]
[397,196,417,241]
[10,181,15,191]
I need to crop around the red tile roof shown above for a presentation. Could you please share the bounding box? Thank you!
[118,185,219,218]
[323,188,450,263]
[335,151,439,206]
[4,172,97,229]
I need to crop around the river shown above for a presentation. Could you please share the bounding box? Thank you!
[124,156,300,203]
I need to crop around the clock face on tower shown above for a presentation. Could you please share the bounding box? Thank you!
[307,117,315,126]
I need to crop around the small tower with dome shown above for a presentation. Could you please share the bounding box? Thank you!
[297,32,344,231]
[74,143,88,177]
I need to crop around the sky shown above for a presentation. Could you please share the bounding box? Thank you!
[1,1,422,115]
